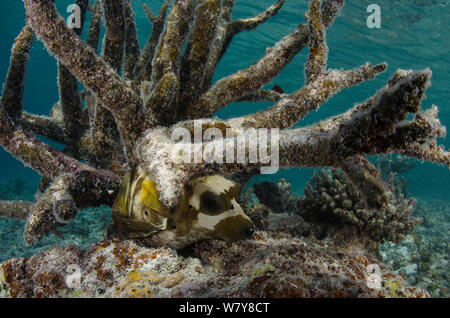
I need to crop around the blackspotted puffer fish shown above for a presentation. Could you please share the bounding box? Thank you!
[112,166,254,249]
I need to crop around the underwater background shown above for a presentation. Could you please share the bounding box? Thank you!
[0,0,448,296]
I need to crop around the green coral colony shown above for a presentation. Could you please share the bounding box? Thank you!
[0,0,448,297]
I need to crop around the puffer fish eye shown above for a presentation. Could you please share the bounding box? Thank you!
[200,191,222,214]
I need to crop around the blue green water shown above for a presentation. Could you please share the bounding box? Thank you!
[0,0,449,293]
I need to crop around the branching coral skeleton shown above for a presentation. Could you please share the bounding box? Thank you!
[0,0,449,246]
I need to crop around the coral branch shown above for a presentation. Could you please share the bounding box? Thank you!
[101,0,126,73]
[23,0,144,160]
[151,0,199,86]
[400,143,450,167]
[143,3,157,24]
[340,154,387,209]
[0,112,80,177]
[90,0,128,165]
[0,24,34,125]
[321,0,343,29]
[230,62,387,129]
[188,25,309,118]
[334,69,434,157]
[237,89,288,103]
[0,201,33,220]
[373,106,450,167]
[201,0,236,89]
[23,170,121,245]
[57,63,83,147]
[227,0,285,34]
[22,112,69,145]
[145,72,179,124]
[189,0,344,119]
[180,0,221,108]
[201,0,287,89]
[212,0,286,73]
[56,1,87,151]
[123,0,140,80]
[86,1,102,51]
[24,175,78,244]
[134,0,169,84]
[305,0,328,83]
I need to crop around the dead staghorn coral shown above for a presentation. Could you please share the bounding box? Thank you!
[0,0,449,246]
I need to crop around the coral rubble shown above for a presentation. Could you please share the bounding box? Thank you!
[380,200,449,298]
[0,213,428,298]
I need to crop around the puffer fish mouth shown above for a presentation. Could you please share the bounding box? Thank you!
[213,215,255,242]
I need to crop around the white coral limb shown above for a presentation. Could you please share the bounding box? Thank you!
[24,175,78,245]
[305,0,328,83]
[134,0,170,85]
[0,24,34,125]
[230,62,388,129]
[227,0,285,34]
[23,170,121,245]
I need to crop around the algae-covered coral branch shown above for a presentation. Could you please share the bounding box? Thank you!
[1,24,34,126]
[0,0,448,247]
[23,0,145,160]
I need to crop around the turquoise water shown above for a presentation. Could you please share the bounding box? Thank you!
[0,0,449,294]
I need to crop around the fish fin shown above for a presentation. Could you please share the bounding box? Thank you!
[125,218,168,238]
[115,170,132,217]
[141,178,161,212]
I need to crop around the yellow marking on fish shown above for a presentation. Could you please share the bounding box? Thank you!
[141,178,160,212]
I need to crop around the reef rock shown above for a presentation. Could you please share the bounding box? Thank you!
[0,212,428,298]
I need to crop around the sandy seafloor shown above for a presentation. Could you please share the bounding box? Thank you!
[0,0,449,297]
